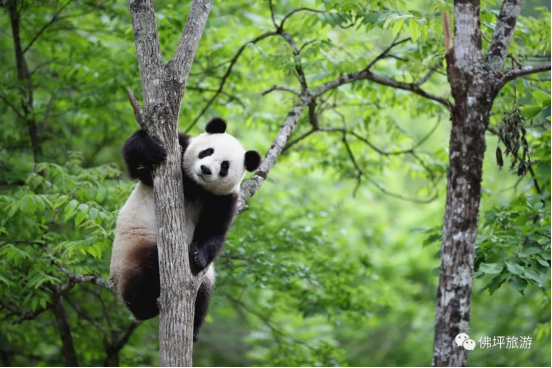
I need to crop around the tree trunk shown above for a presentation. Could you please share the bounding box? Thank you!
[52,294,79,367]
[126,0,213,366]
[432,1,529,365]
[433,2,488,365]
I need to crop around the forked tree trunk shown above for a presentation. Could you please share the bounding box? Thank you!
[433,1,537,366]
[126,0,213,366]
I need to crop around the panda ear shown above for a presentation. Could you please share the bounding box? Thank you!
[205,118,227,134]
[244,150,261,172]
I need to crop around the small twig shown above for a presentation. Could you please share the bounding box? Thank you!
[507,53,524,68]
[365,36,411,71]
[261,85,301,96]
[268,0,278,29]
[416,59,444,86]
[279,7,326,30]
[125,87,145,129]
[442,12,453,56]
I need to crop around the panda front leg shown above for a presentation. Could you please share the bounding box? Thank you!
[193,281,212,342]
[122,130,167,186]
[189,195,237,274]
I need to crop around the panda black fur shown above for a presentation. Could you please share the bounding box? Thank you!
[109,118,261,342]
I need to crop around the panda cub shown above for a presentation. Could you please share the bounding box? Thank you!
[110,118,261,342]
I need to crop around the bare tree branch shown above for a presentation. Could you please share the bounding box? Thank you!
[171,0,214,88]
[21,0,72,54]
[261,85,301,96]
[487,0,524,73]
[44,246,114,291]
[279,7,326,30]
[310,69,451,108]
[127,0,164,110]
[238,97,310,212]
[185,31,278,132]
[365,36,410,71]
[495,63,551,90]
[416,59,444,86]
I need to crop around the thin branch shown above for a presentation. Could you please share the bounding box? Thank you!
[487,0,524,73]
[365,177,439,204]
[365,36,410,71]
[310,68,451,108]
[261,85,301,96]
[279,7,326,30]
[22,0,72,54]
[127,0,164,108]
[507,53,524,68]
[298,39,316,54]
[40,91,57,133]
[43,246,114,291]
[268,0,278,28]
[171,0,214,87]
[125,87,145,128]
[416,59,444,86]
[0,299,51,324]
[442,12,453,55]
[186,86,245,107]
[277,30,308,91]
[184,31,278,132]
[495,63,551,90]
[0,95,25,119]
[281,128,317,153]
[238,97,310,212]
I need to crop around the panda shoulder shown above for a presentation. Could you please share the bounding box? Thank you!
[178,133,192,151]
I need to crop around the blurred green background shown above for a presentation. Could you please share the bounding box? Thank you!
[0,0,550,366]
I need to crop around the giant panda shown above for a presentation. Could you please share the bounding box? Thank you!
[109,118,261,342]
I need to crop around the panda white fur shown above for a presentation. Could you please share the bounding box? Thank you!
[109,118,261,342]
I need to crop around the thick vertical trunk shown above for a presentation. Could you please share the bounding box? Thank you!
[52,295,79,367]
[7,0,42,161]
[433,102,490,366]
[433,1,493,365]
[127,1,213,365]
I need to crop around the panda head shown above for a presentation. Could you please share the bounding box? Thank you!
[183,118,261,195]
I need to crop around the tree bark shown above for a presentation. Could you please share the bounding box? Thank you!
[126,0,213,366]
[52,294,79,367]
[7,0,42,162]
[431,1,550,366]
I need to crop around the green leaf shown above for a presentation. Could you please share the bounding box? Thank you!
[523,268,542,286]
[532,90,551,107]
[409,19,420,42]
[508,275,527,294]
[506,261,524,275]
[520,105,542,118]
[479,262,503,274]
[53,195,68,210]
[392,18,405,37]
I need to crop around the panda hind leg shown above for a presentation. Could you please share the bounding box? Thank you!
[193,282,212,343]
[121,241,160,321]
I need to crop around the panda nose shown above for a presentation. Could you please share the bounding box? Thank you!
[200,165,212,175]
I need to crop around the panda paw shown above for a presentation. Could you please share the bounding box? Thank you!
[189,245,207,274]
[142,142,167,166]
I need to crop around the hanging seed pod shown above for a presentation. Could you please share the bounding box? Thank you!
[517,160,527,177]
[496,146,504,168]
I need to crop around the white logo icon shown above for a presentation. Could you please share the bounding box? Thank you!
[463,339,476,351]
[455,333,470,347]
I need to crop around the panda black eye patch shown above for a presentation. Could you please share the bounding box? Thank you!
[220,161,230,177]
[198,148,214,159]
